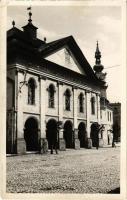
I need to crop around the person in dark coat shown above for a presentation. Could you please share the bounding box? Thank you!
[92,123,104,149]
[94,123,99,149]
[50,131,58,154]
[112,123,118,147]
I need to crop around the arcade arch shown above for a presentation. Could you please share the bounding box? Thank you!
[24,117,39,151]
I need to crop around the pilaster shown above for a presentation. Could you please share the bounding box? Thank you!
[74,129,80,149]
[73,87,80,149]
[86,91,91,137]
[58,81,66,150]
[73,87,78,129]
[59,129,66,150]
[40,76,48,153]
[16,70,26,154]
[58,81,63,121]
[86,91,92,149]
[97,94,100,124]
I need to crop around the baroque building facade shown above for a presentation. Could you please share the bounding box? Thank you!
[7,10,113,154]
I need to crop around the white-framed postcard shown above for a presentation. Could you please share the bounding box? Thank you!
[0,0,126,200]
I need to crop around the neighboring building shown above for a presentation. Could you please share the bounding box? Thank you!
[100,98,113,145]
[109,103,121,142]
[7,9,113,154]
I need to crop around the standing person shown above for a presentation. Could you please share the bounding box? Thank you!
[112,123,117,148]
[90,122,99,149]
[95,123,99,149]
[95,123,104,149]
[50,130,58,154]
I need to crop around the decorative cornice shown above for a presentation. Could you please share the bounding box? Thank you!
[57,80,63,86]
[38,75,46,81]
[10,64,101,95]
[72,86,78,90]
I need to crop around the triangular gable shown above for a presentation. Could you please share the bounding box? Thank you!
[45,47,86,75]
[38,36,97,81]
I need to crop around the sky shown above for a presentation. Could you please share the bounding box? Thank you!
[7,5,122,103]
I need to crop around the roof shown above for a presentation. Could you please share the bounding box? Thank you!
[7,25,105,87]
[38,35,97,80]
[7,27,45,49]
[22,23,38,30]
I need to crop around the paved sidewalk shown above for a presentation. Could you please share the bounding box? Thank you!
[6,147,120,193]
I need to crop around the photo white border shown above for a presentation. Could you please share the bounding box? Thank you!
[0,0,126,200]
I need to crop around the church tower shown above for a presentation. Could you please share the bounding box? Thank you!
[22,7,38,39]
[93,41,107,98]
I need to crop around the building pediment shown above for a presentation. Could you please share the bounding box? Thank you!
[38,36,96,80]
[46,47,86,75]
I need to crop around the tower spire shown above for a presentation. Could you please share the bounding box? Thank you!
[27,7,32,24]
[22,7,38,39]
[95,41,101,65]
[93,41,104,73]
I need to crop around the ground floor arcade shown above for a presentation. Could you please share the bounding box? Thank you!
[6,110,113,154]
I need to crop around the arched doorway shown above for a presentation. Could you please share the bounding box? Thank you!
[63,120,74,148]
[78,122,87,147]
[90,122,99,147]
[24,117,39,151]
[46,119,58,149]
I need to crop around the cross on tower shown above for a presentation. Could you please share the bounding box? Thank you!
[27,6,32,24]
[12,20,15,28]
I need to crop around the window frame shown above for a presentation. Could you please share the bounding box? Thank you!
[91,96,95,115]
[48,84,56,108]
[65,89,71,111]
[28,78,36,105]
[79,93,84,113]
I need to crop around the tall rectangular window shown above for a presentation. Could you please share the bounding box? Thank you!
[91,97,95,115]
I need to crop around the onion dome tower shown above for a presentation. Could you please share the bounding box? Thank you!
[93,41,106,82]
[93,41,107,98]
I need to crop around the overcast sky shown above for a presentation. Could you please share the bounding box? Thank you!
[7,5,122,103]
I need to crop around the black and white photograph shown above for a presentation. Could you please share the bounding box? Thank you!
[0,0,126,199]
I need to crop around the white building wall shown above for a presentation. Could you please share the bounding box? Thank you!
[23,73,40,114]
[45,79,58,117]
[77,89,86,119]
[90,92,98,122]
[8,64,110,149]
[63,84,74,119]
[17,71,24,139]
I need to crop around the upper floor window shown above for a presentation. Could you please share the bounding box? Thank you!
[110,112,112,121]
[107,111,110,121]
[65,89,71,111]
[48,84,55,108]
[100,110,102,119]
[91,96,95,115]
[79,93,84,113]
[28,78,36,105]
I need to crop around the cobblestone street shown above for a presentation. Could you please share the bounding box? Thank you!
[6,147,120,193]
